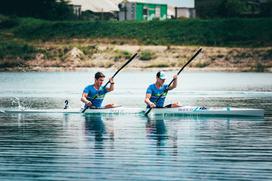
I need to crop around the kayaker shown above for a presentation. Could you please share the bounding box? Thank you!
[144,71,180,108]
[81,72,115,109]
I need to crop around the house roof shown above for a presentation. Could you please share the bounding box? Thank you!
[122,0,195,8]
[69,0,119,12]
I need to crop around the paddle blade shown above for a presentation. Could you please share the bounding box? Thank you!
[82,106,88,113]
[145,108,152,116]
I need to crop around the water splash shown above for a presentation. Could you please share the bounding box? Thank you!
[11,97,25,110]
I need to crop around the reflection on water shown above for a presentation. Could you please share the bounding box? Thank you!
[84,115,114,151]
[85,115,106,142]
[0,113,272,180]
[146,118,168,146]
[146,118,178,157]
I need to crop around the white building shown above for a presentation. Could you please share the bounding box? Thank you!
[69,0,195,19]
[115,0,195,18]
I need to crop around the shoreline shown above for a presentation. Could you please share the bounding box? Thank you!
[1,66,271,72]
[1,44,271,73]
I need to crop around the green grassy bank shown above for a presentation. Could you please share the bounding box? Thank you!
[1,16,272,47]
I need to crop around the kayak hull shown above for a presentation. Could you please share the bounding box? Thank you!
[4,107,143,114]
[3,106,264,117]
[148,106,264,117]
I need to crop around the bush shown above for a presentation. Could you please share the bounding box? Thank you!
[113,50,132,61]
[263,49,272,60]
[40,47,66,60]
[195,61,210,68]
[78,44,98,57]
[139,50,156,61]
[0,15,18,29]
[0,59,25,68]
[255,62,265,72]
[0,40,37,59]
[146,63,169,68]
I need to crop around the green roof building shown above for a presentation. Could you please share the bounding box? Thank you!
[118,2,167,21]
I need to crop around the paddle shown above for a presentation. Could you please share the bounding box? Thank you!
[82,53,138,113]
[145,48,202,116]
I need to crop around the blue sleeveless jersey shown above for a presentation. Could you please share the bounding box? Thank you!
[146,84,168,108]
[83,85,108,108]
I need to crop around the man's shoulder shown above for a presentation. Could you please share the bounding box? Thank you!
[84,84,94,91]
[148,83,155,88]
[146,83,155,93]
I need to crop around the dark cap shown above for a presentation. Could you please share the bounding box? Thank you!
[95,72,105,80]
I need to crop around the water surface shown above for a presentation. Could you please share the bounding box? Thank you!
[0,71,272,180]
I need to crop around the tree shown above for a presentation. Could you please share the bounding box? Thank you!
[260,0,272,17]
[0,0,75,20]
[195,0,223,18]
[218,0,249,17]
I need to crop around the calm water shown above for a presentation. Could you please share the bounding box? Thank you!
[0,71,272,180]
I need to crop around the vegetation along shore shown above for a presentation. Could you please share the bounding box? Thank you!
[0,16,271,72]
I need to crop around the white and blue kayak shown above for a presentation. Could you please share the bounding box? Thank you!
[2,106,264,117]
[147,106,264,117]
[3,107,143,114]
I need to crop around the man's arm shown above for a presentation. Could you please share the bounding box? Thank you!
[144,94,156,108]
[81,93,92,107]
[106,77,114,92]
[168,75,178,90]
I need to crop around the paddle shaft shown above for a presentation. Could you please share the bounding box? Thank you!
[145,48,202,116]
[82,53,137,113]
